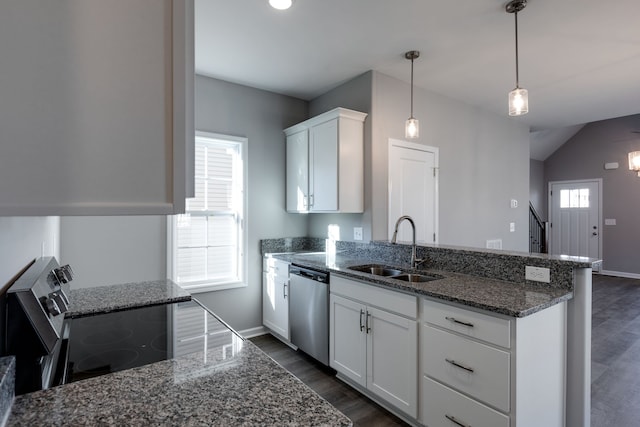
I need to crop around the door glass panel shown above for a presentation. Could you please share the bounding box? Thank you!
[560,188,589,208]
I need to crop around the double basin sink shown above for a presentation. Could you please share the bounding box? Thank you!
[348,264,442,283]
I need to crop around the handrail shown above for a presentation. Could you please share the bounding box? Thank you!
[529,202,547,253]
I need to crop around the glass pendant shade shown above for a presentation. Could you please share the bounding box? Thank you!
[508,87,528,116]
[405,117,419,139]
[629,151,640,176]
[269,0,292,10]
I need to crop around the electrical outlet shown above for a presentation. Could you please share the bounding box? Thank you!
[353,227,363,241]
[509,222,516,232]
[525,266,550,283]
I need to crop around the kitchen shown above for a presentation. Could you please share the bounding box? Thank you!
[0,0,639,426]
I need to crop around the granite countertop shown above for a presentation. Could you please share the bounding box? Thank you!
[66,279,192,318]
[8,298,351,426]
[278,252,573,317]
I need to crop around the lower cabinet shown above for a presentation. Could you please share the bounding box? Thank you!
[420,298,567,427]
[330,275,418,418]
[262,258,290,341]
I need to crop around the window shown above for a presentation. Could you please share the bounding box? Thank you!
[168,132,246,292]
[559,188,590,209]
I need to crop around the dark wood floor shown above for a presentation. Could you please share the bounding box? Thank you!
[252,274,640,426]
[591,273,640,426]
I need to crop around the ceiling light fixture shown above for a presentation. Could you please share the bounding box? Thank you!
[506,0,528,116]
[269,0,293,10]
[405,50,420,139]
[629,151,640,177]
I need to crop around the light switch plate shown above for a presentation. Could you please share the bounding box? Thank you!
[509,222,515,232]
[525,266,550,283]
[353,227,363,241]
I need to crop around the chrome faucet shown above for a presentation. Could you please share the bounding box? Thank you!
[391,215,425,269]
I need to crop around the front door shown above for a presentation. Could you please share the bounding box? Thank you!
[549,180,601,263]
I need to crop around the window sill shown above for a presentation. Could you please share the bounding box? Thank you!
[180,281,247,294]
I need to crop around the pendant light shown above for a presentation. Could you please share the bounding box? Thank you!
[506,0,528,116]
[405,50,420,139]
[629,151,640,177]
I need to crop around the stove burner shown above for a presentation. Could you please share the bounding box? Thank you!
[151,332,168,352]
[82,328,134,346]
[74,348,140,376]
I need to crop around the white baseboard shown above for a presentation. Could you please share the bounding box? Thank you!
[238,326,269,339]
[598,270,640,280]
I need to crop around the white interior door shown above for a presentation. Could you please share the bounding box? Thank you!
[388,139,438,243]
[549,180,601,261]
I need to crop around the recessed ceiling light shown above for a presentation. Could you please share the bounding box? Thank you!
[269,0,293,10]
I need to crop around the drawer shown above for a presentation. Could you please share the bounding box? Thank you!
[422,376,509,427]
[331,274,417,319]
[422,298,511,348]
[422,325,510,412]
[263,257,289,277]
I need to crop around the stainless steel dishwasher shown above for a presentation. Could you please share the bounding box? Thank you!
[289,265,329,365]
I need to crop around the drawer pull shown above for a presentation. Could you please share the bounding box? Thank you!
[359,309,365,332]
[445,414,471,427]
[445,358,475,373]
[445,316,474,328]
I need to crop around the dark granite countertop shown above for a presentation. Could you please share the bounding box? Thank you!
[8,299,351,426]
[8,324,351,426]
[278,252,574,317]
[66,279,192,318]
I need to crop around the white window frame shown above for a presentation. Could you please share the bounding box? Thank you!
[167,131,248,293]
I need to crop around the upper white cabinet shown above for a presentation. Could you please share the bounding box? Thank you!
[0,0,194,215]
[285,108,367,213]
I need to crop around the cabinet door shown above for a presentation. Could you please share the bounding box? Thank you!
[262,271,289,340]
[0,0,193,215]
[286,130,309,212]
[329,294,366,387]
[309,119,338,211]
[367,307,418,418]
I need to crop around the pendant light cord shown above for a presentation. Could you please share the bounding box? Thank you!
[410,56,414,118]
[514,11,520,88]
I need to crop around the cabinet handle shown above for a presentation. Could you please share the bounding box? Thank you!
[359,309,365,332]
[445,316,474,328]
[309,194,314,208]
[445,358,474,373]
[283,283,287,299]
[445,414,471,427]
[366,311,371,334]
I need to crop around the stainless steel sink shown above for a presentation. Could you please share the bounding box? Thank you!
[390,273,439,283]
[348,264,442,282]
[349,264,402,276]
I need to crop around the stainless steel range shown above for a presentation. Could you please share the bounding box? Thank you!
[5,257,73,394]
[4,257,238,396]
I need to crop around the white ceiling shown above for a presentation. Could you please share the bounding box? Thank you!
[195,0,640,159]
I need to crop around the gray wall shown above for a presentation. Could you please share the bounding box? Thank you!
[545,114,640,275]
[530,159,546,220]
[59,76,309,332]
[0,217,60,288]
[371,72,530,251]
[60,216,166,289]
[179,75,309,331]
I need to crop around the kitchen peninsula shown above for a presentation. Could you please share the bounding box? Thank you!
[263,238,597,427]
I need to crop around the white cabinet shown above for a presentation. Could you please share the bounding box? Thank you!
[0,0,194,215]
[262,258,290,341]
[285,107,367,213]
[420,298,567,427]
[330,275,417,418]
